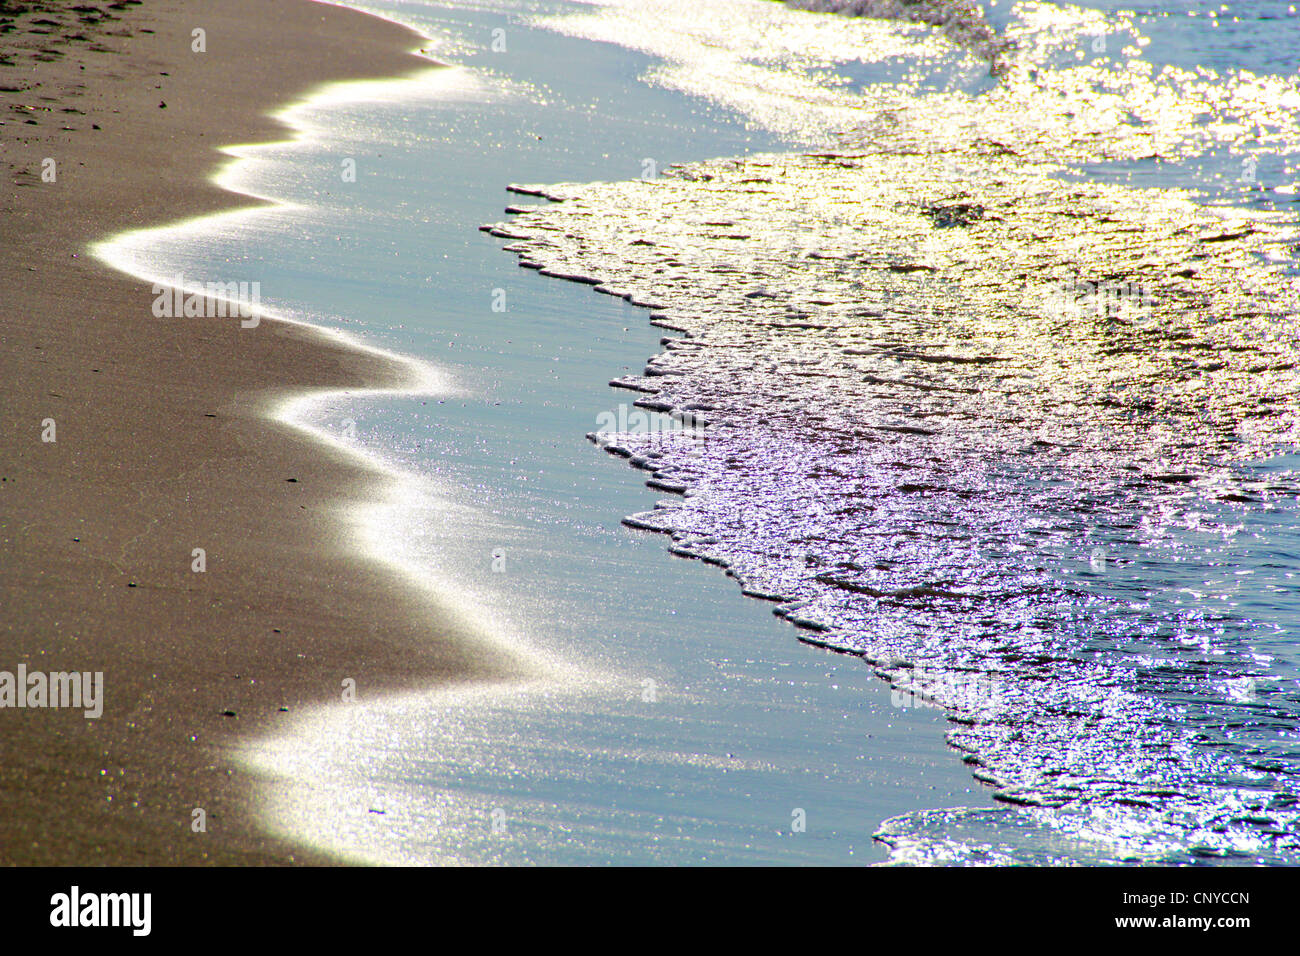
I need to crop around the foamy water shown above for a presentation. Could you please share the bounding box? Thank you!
[481,0,1300,863]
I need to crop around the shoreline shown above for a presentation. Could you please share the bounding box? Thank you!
[0,0,513,864]
[8,0,1293,869]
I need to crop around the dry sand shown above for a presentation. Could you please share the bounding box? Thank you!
[0,0,511,864]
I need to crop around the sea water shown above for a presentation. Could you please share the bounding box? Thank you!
[472,0,1300,863]
[98,0,1300,864]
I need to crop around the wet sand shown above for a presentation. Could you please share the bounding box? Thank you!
[0,0,513,864]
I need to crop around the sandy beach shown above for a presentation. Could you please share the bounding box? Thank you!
[0,0,510,864]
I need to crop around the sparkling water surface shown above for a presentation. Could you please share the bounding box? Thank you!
[98,0,1300,863]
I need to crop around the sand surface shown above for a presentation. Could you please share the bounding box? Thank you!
[0,0,511,864]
